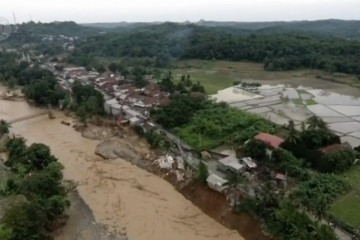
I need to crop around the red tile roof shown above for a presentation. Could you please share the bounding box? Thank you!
[254,132,284,149]
[320,144,347,155]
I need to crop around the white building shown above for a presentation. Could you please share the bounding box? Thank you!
[207,174,227,193]
[104,98,122,115]
[218,155,244,173]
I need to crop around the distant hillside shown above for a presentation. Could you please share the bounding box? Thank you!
[83,19,360,39]
[196,19,360,39]
[18,21,102,37]
[69,22,360,75]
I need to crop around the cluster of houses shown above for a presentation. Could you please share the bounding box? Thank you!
[206,132,287,193]
[206,130,353,193]
[46,63,170,131]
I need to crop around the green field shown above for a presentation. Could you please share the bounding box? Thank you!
[330,165,360,229]
[330,191,360,229]
[170,60,360,94]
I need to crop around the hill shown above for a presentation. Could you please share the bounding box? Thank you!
[82,19,360,39]
[69,22,360,75]
[196,19,360,39]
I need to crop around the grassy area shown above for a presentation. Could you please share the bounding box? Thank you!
[170,59,360,94]
[305,99,317,105]
[330,191,360,229]
[340,165,360,188]
[177,127,223,150]
[293,99,303,105]
[330,165,360,228]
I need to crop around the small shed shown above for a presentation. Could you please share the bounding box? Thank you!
[242,157,257,169]
[207,174,227,193]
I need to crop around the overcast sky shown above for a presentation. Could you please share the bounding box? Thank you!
[0,0,359,23]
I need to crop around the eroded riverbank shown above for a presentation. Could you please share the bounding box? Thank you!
[7,106,245,240]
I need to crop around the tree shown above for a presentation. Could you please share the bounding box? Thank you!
[1,201,47,240]
[286,120,300,144]
[76,105,90,126]
[5,137,27,168]
[271,148,307,179]
[319,149,357,173]
[44,195,71,222]
[159,71,175,93]
[108,62,118,73]
[292,174,350,217]
[0,224,12,240]
[196,161,208,184]
[19,162,65,199]
[23,143,57,171]
[223,171,245,205]
[307,116,328,130]
[0,119,10,135]
[244,139,267,159]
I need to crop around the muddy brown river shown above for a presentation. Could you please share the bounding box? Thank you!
[0,97,243,240]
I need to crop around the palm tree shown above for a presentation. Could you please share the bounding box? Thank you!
[307,116,328,130]
[287,120,300,144]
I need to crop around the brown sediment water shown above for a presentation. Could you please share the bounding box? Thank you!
[4,101,244,240]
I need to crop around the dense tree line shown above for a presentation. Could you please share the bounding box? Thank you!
[70,23,360,74]
[239,183,337,240]
[0,52,65,106]
[1,137,69,240]
[70,80,105,124]
[292,174,350,220]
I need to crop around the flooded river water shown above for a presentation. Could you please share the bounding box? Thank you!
[0,98,243,240]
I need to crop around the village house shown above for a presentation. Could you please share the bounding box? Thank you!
[218,154,244,173]
[104,98,122,115]
[254,132,285,155]
[319,143,349,156]
[241,157,257,170]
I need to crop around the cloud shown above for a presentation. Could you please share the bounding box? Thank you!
[0,0,359,23]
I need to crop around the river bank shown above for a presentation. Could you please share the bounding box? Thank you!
[95,129,269,240]
[7,106,248,240]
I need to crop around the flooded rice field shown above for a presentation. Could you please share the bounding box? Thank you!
[215,79,360,147]
[0,96,244,240]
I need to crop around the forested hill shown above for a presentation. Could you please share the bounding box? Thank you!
[83,19,360,39]
[17,21,102,37]
[196,19,360,39]
[70,23,360,74]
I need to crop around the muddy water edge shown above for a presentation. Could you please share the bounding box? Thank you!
[0,98,269,240]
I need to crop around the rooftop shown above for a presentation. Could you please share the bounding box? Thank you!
[242,157,257,169]
[320,144,348,155]
[254,132,284,149]
[219,155,244,171]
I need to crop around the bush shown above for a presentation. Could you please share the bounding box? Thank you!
[196,161,209,184]
[293,174,351,217]
[271,148,309,179]
[318,149,357,173]
[244,139,266,159]
[1,201,47,240]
